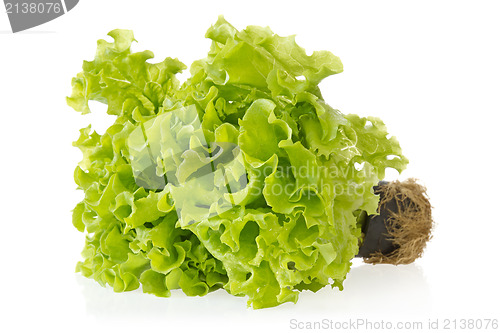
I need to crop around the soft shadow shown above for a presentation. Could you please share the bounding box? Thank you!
[76,261,431,318]
[75,274,249,321]
[298,260,432,316]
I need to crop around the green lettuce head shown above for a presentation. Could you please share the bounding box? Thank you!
[68,16,408,308]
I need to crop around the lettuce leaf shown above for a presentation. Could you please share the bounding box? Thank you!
[69,16,407,308]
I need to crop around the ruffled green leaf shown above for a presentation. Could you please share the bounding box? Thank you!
[69,17,408,309]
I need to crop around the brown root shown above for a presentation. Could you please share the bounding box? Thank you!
[364,178,434,265]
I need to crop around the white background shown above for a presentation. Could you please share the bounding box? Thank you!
[1,0,499,332]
